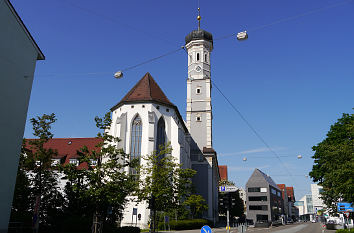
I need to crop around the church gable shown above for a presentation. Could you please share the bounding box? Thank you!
[111,72,174,111]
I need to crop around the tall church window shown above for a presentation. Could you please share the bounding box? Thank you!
[197,53,200,61]
[204,53,208,63]
[130,115,142,175]
[156,117,166,157]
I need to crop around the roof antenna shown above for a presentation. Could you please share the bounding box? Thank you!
[197,7,201,30]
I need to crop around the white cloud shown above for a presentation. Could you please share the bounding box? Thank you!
[228,164,270,172]
[219,147,286,157]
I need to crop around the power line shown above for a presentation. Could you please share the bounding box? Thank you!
[211,80,294,177]
[121,47,184,72]
[214,0,353,41]
[59,0,178,46]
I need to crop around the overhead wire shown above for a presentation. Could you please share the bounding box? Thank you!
[214,0,353,41]
[60,0,178,46]
[211,80,294,177]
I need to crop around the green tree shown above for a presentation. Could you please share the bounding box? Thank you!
[138,144,196,232]
[218,191,244,220]
[309,112,354,214]
[62,112,138,232]
[183,194,208,219]
[10,140,33,224]
[219,180,235,186]
[12,113,65,232]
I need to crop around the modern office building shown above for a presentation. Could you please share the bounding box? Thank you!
[295,194,314,221]
[246,169,284,224]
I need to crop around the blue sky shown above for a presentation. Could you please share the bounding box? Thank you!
[14,0,354,200]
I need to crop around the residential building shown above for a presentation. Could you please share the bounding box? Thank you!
[277,184,289,218]
[311,184,325,214]
[246,169,284,224]
[286,186,297,219]
[0,0,44,231]
[219,165,228,181]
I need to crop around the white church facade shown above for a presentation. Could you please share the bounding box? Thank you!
[107,26,220,227]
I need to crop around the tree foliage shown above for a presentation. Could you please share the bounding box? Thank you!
[62,112,138,229]
[309,112,354,213]
[137,143,196,232]
[183,194,208,219]
[218,190,244,219]
[11,113,64,231]
[219,179,235,186]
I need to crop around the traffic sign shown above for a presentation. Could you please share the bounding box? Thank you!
[219,186,238,192]
[337,202,353,212]
[201,225,212,233]
[344,212,350,218]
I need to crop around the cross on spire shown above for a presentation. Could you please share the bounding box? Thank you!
[197,8,201,30]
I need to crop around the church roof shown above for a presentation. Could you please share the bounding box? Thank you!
[185,29,213,45]
[111,72,175,110]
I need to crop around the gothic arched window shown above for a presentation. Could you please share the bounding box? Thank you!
[156,117,166,157]
[130,115,142,175]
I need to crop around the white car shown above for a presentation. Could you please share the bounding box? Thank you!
[311,219,316,223]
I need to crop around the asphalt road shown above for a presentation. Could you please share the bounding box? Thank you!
[158,222,337,233]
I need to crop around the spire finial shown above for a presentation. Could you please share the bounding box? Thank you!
[197,8,201,30]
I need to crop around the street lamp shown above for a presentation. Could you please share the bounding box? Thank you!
[237,31,248,41]
[114,71,123,79]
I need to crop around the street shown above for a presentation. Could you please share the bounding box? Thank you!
[158,222,337,233]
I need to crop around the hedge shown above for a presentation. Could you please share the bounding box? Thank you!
[115,226,140,233]
[336,229,354,233]
[158,219,210,230]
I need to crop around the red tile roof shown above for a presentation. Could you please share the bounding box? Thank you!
[277,184,286,199]
[25,138,102,169]
[219,165,228,181]
[111,72,174,111]
[286,186,295,202]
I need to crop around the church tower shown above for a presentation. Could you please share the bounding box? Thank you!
[185,9,213,150]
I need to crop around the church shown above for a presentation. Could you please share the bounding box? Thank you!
[109,25,220,227]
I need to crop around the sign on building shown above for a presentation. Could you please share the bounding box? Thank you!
[219,186,238,192]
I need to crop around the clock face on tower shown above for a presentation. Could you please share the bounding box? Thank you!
[195,65,202,72]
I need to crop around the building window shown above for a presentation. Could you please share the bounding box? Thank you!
[271,188,277,195]
[249,205,268,211]
[260,187,267,192]
[196,116,201,122]
[69,159,79,166]
[51,159,60,166]
[248,187,261,192]
[197,53,200,61]
[189,54,192,64]
[156,117,166,157]
[204,53,208,62]
[256,215,268,221]
[196,87,201,94]
[249,196,267,201]
[90,159,97,166]
[130,115,142,175]
[277,191,281,197]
